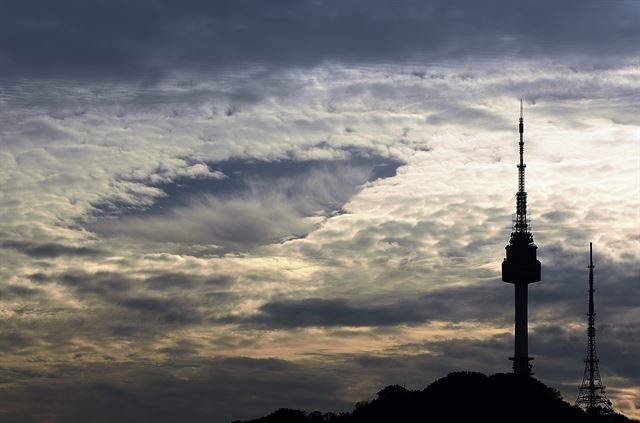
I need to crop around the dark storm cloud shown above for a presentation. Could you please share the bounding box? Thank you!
[0,331,38,352]
[2,335,635,423]
[0,357,352,423]
[530,243,640,322]
[38,269,230,296]
[0,347,515,423]
[115,296,205,325]
[1,240,104,258]
[26,270,234,328]
[529,322,640,382]
[224,284,513,328]
[145,272,233,290]
[0,0,637,81]
[223,242,639,331]
[30,270,134,297]
[1,262,637,422]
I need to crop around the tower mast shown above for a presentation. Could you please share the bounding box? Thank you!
[576,243,613,413]
[501,100,541,375]
[515,99,528,236]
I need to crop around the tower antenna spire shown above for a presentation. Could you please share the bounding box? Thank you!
[576,243,613,413]
[515,98,528,238]
[520,98,523,119]
[501,100,541,375]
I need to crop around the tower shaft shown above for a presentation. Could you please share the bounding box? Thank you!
[576,243,613,413]
[512,282,531,374]
[501,100,541,376]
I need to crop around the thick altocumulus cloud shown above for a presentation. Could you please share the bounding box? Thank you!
[0,0,638,81]
[1,240,104,258]
[0,62,637,420]
[0,1,638,421]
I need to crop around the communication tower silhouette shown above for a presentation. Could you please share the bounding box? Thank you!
[501,100,542,375]
[576,243,613,413]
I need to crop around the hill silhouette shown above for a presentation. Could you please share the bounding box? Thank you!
[234,372,637,423]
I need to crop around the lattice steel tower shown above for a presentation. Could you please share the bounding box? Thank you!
[576,243,613,413]
[501,100,541,375]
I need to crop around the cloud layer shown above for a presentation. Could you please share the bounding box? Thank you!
[0,1,638,422]
[0,0,638,81]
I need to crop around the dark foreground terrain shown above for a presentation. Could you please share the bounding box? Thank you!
[235,372,637,423]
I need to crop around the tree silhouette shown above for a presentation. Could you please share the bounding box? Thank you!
[236,372,637,423]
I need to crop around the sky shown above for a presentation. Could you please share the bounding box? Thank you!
[0,1,638,421]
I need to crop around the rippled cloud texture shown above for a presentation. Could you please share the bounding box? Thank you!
[0,1,638,422]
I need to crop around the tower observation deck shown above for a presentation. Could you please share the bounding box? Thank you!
[501,100,542,376]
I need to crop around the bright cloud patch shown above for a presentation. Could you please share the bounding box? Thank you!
[88,155,403,250]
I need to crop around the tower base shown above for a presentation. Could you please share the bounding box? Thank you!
[509,356,534,376]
